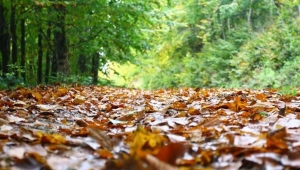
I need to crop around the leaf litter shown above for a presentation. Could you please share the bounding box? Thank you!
[0,85,300,169]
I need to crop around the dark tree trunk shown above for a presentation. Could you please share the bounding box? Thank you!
[53,4,69,76]
[10,2,17,76]
[51,49,58,78]
[20,18,26,82]
[0,1,10,77]
[78,54,86,73]
[92,52,99,84]
[37,27,43,84]
[45,21,51,83]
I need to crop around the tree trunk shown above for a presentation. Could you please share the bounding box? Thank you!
[78,54,86,73]
[248,5,252,29]
[0,1,10,77]
[92,52,99,84]
[45,21,51,83]
[227,18,231,31]
[20,18,26,82]
[53,4,69,76]
[37,26,43,84]
[221,22,226,40]
[10,2,17,76]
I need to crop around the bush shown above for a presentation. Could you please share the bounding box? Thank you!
[0,73,24,89]
[230,19,300,88]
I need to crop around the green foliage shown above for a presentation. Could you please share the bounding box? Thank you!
[1,0,162,86]
[219,1,239,19]
[49,74,113,86]
[0,64,25,89]
[1,0,300,90]
[259,112,267,117]
[0,73,24,90]
[134,24,251,89]
[231,18,300,88]
[118,0,300,90]
[279,86,298,96]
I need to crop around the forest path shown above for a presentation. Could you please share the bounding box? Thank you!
[0,85,300,169]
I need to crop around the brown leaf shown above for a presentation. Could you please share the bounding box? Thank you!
[198,149,213,165]
[228,96,247,112]
[88,127,113,150]
[73,95,86,105]
[145,103,156,113]
[96,149,114,159]
[146,154,178,170]
[156,142,186,165]
[267,128,288,150]
[171,101,187,111]
[281,150,300,168]
[256,93,267,102]
[188,107,201,115]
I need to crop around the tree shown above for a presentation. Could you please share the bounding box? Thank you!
[0,0,162,87]
[37,17,43,83]
[0,0,10,77]
[45,21,51,83]
[120,0,300,89]
[53,3,69,76]
[20,17,26,81]
[10,2,17,76]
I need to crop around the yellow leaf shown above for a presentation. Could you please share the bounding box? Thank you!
[130,125,165,152]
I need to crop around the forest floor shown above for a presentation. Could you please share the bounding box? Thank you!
[0,85,300,170]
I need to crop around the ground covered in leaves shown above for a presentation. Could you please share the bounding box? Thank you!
[1,85,300,170]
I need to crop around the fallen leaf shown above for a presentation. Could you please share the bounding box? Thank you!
[7,115,26,122]
[88,127,113,150]
[7,147,25,159]
[73,95,86,105]
[146,154,178,170]
[156,142,186,165]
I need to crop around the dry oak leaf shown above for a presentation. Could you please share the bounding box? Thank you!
[146,154,178,170]
[156,142,186,165]
[88,127,113,150]
[73,95,86,105]
[171,101,187,111]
